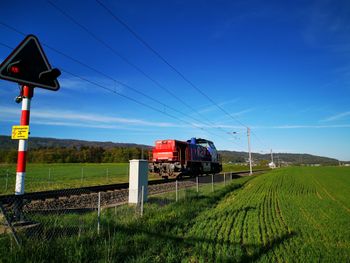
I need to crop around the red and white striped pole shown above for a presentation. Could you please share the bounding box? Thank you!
[15,85,34,195]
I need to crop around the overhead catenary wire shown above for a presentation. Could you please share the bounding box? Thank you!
[46,0,229,133]
[0,48,247,152]
[0,22,177,116]
[1,17,248,149]
[63,68,246,150]
[0,42,13,50]
[45,1,250,150]
[0,40,248,149]
[251,130,269,150]
[96,0,239,136]
[0,22,245,148]
[0,18,249,151]
[57,69,244,143]
[95,0,271,150]
[95,0,247,126]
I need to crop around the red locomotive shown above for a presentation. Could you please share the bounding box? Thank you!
[149,137,222,178]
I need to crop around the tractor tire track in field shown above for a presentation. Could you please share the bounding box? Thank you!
[266,187,280,262]
[273,175,297,260]
[312,177,350,213]
[275,192,291,234]
[316,191,323,200]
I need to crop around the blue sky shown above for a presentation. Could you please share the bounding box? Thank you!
[0,0,349,160]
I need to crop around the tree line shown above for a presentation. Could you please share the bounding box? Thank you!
[0,146,150,164]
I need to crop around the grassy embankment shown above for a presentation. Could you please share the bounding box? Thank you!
[0,166,349,262]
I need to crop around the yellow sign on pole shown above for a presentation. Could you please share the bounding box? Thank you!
[11,125,29,140]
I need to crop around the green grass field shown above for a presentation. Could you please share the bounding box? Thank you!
[0,163,256,195]
[185,166,350,261]
[1,166,349,262]
[221,163,264,172]
[0,163,161,194]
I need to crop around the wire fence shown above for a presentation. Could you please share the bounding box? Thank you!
[0,172,244,251]
[0,164,130,195]
[150,172,241,203]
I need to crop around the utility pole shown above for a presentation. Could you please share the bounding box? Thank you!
[247,127,253,175]
[228,129,252,174]
[270,149,276,169]
[270,149,274,164]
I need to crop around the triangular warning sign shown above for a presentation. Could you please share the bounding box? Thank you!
[0,34,60,91]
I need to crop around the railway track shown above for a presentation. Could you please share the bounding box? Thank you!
[0,169,268,212]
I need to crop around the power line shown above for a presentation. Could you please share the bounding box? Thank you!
[0,42,13,50]
[59,69,236,141]
[0,21,233,139]
[0,21,248,150]
[46,0,227,131]
[95,0,271,150]
[1,14,272,155]
[45,1,253,149]
[95,0,249,127]
[251,130,269,149]
[45,0,250,148]
[64,71,249,150]
[0,40,238,144]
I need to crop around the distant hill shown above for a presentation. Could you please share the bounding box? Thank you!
[219,150,339,166]
[0,135,151,150]
[0,135,341,165]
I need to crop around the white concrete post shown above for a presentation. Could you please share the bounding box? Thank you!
[196,176,199,193]
[128,159,148,204]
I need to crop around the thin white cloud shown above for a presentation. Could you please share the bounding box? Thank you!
[231,108,254,117]
[214,108,254,122]
[197,98,240,114]
[0,106,181,128]
[206,123,350,129]
[3,105,348,132]
[32,110,176,127]
[31,120,147,131]
[57,76,123,94]
[0,107,19,121]
[256,124,350,129]
[320,111,350,122]
[210,124,350,129]
[59,78,85,90]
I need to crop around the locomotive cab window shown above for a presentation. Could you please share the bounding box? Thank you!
[208,142,216,149]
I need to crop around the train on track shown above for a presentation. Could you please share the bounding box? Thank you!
[149,137,222,178]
